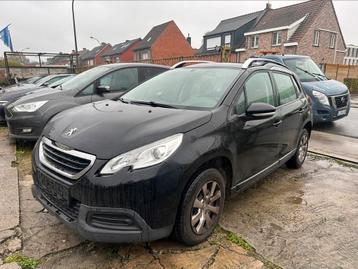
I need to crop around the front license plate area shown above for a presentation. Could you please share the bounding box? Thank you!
[337,110,346,117]
[37,171,70,206]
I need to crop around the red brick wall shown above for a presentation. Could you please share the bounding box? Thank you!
[120,40,141,62]
[243,30,288,60]
[151,21,194,60]
[94,44,112,65]
[296,1,346,64]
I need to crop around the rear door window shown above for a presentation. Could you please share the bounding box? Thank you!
[272,73,298,105]
[140,67,166,83]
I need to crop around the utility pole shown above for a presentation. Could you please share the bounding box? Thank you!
[72,0,79,68]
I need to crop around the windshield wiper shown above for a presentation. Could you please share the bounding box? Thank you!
[118,97,130,104]
[295,66,326,80]
[128,100,177,109]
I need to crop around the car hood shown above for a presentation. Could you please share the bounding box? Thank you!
[44,100,212,159]
[10,88,63,107]
[0,86,48,102]
[3,83,37,93]
[302,79,348,96]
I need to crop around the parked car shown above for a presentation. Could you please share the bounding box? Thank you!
[0,75,76,123]
[23,76,45,84]
[1,73,72,94]
[5,63,169,140]
[31,59,312,245]
[262,55,350,123]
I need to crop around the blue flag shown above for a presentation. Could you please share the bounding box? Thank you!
[0,25,13,51]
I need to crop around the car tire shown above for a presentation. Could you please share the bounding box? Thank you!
[174,168,225,246]
[286,128,309,169]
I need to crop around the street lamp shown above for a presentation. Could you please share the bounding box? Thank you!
[90,36,101,45]
[72,0,79,68]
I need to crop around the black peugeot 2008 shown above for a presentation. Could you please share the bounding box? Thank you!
[32,59,312,245]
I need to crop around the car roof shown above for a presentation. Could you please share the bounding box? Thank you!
[263,54,311,60]
[184,62,243,69]
[103,63,170,70]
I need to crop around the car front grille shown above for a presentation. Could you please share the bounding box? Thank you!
[39,137,96,180]
[332,94,349,108]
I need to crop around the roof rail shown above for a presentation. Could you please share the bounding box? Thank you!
[171,60,214,69]
[242,58,287,69]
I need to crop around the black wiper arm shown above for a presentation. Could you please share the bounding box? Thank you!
[295,66,316,78]
[118,97,129,104]
[129,100,177,109]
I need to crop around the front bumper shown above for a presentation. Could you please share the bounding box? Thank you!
[5,109,45,140]
[312,100,350,123]
[31,140,185,243]
[32,184,172,243]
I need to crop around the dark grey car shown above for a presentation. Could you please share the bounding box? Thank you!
[5,63,169,140]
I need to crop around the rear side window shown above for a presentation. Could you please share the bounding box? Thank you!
[140,67,166,82]
[245,72,274,106]
[272,73,298,105]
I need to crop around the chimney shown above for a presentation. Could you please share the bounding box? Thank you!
[266,1,272,9]
[83,48,87,51]
[101,42,106,46]
[187,33,192,45]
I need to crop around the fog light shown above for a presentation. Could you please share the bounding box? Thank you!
[22,128,32,133]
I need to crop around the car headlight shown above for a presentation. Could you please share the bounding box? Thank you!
[13,100,48,112]
[100,133,183,175]
[0,101,8,106]
[312,90,329,106]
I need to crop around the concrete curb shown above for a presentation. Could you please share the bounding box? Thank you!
[308,150,358,167]
[0,129,19,232]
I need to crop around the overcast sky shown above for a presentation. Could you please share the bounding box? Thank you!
[0,1,357,54]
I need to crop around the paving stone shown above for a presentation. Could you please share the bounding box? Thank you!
[0,230,15,244]
[6,238,21,253]
[211,246,264,269]
[0,263,21,269]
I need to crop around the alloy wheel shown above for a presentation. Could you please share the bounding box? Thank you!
[191,180,222,235]
[298,133,308,163]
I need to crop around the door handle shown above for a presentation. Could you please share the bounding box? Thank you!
[298,107,305,113]
[273,120,282,127]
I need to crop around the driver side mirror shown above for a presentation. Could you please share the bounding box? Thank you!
[95,85,110,95]
[244,102,276,120]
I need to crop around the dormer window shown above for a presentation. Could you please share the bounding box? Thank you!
[206,36,221,50]
[224,34,231,46]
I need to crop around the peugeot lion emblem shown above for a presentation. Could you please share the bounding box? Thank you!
[64,128,78,137]
[341,96,345,103]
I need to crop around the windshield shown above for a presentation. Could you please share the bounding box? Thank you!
[284,58,325,82]
[61,66,111,91]
[25,76,41,84]
[34,75,53,86]
[48,75,75,88]
[122,67,241,110]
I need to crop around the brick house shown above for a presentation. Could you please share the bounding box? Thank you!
[80,43,112,67]
[101,38,141,63]
[197,10,265,55]
[134,20,194,61]
[238,0,346,64]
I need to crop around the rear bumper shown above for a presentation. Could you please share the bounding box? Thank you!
[32,184,173,243]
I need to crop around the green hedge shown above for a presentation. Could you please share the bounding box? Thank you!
[344,78,358,94]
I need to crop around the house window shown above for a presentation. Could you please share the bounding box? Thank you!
[115,57,120,63]
[329,33,336,49]
[206,36,221,50]
[251,35,259,48]
[272,31,282,46]
[313,30,320,46]
[224,34,231,46]
[140,51,149,60]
